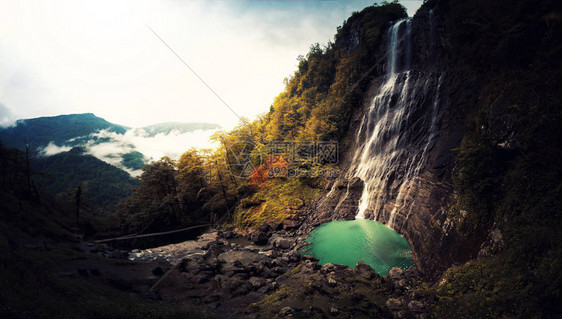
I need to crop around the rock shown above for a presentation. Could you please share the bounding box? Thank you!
[408,300,426,313]
[330,306,339,315]
[151,266,165,277]
[388,267,404,280]
[271,223,283,231]
[248,276,266,289]
[354,260,376,278]
[385,298,404,311]
[279,306,294,316]
[204,244,224,259]
[302,260,321,272]
[233,281,251,296]
[321,263,336,273]
[351,292,364,301]
[396,279,408,288]
[108,249,129,259]
[302,255,318,262]
[272,237,294,250]
[221,231,235,239]
[258,285,272,293]
[89,268,101,276]
[249,231,269,245]
[258,223,271,233]
[218,250,267,267]
[287,250,301,263]
[282,219,300,230]
[77,268,88,277]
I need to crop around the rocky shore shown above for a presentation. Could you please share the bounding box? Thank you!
[114,222,430,319]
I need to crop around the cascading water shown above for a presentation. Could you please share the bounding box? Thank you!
[346,18,442,229]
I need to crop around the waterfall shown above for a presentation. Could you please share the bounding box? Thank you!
[348,18,442,229]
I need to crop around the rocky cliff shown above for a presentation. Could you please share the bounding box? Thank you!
[299,3,496,278]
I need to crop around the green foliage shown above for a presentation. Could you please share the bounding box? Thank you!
[425,0,562,316]
[121,151,147,171]
[117,149,241,235]
[231,178,322,229]
[422,251,562,317]
[252,3,407,144]
[33,148,137,211]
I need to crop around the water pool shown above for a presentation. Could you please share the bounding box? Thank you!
[300,219,413,276]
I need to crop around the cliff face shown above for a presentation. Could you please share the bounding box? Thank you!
[300,4,483,278]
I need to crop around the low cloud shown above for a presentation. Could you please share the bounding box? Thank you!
[39,142,72,156]
[0,103,16,127]
[81,128,219,177]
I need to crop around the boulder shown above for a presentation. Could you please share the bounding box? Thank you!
[279,306,294,317]
[151,266,165,277]
[248,276,266,289]
[385,298,404,311]
[388,267,404,280]
[321,263,336,273]
[272,237,294,250]
[302,255,318,262]
[354,260,376,278]
[408,300,426,313]
[249,231,270,245]
[282,219,300,230]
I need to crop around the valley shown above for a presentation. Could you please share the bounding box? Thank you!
[0,0,561,318]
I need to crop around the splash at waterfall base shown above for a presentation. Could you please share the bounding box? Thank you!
[300,220,413,276]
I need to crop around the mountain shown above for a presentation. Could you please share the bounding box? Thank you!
[0,113,128,149]
[0,113,220,210]
[32,147,138,210]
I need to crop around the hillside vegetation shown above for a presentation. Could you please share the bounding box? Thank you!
[418,0,562,316]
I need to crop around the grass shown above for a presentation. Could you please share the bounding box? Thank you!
[230,178,322,229]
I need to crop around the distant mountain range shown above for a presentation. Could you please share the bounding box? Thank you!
[0,113,221,210]
[0,113,127,148]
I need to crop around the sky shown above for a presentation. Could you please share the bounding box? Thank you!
[0,0,424,131]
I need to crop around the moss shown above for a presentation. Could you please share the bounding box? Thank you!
[230,178,322,229]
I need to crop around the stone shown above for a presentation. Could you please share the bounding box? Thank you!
[385,298,404,311]
[354,260,376,278]
[282,219,300,230]
[89,268,101,276]
[321,263,336,273]
[272,237,294,250]
[279,306,294,316]
[408,300,426,313]
[249,231,269,245]
[258,223,271,233]
[287,250,301,263]
[396,279,408,288]
[388,267,404,280]
[302,254,318,262]
[351,292,364,301]
[77,268,88,277]
[151,266,165,277]
[248,276,266,289]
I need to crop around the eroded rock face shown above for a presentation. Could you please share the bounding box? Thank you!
[298,7,485,278]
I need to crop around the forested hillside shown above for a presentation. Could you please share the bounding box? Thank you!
[0,113,127,149]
